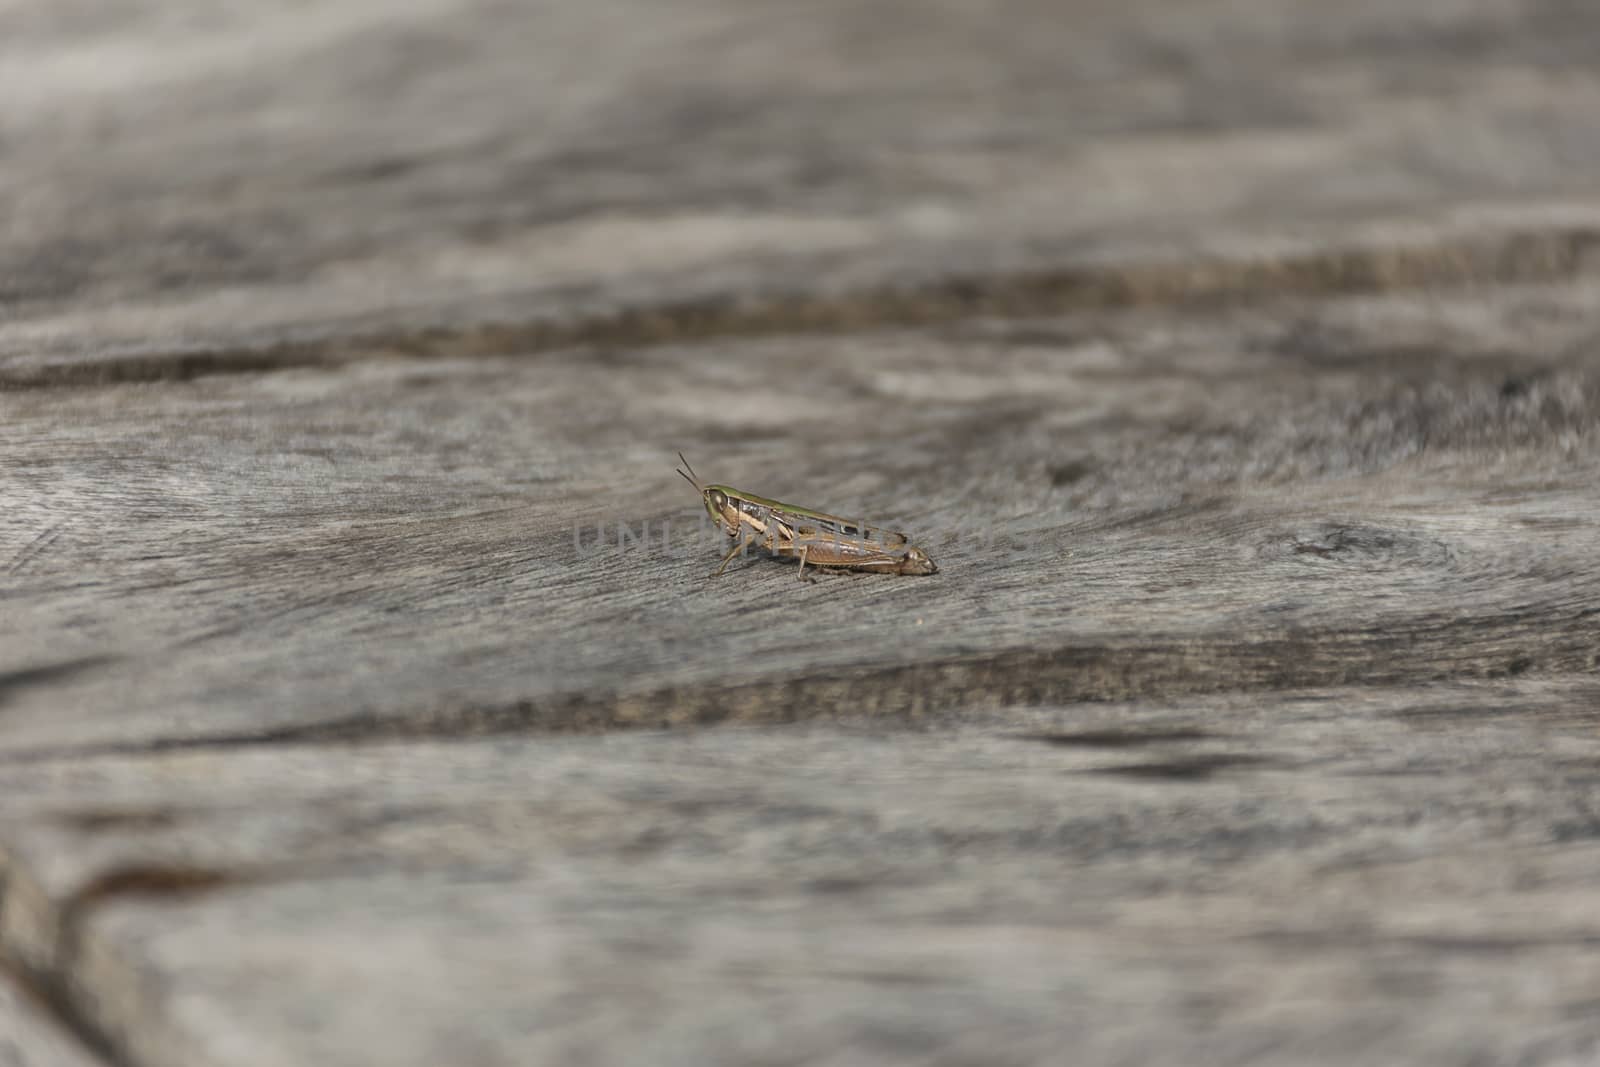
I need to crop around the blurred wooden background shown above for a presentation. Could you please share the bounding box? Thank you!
[3,2,1599,1064]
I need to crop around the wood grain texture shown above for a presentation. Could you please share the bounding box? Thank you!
[5,0,1600,380]
[2,279,1598,756]
[0,968,105,1067]
[5,2,1600,1065]
[3,680,1600,1067]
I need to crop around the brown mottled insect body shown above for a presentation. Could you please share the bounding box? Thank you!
[677,454,938,580]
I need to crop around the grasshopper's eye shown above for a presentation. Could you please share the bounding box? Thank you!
[708,489,727,511]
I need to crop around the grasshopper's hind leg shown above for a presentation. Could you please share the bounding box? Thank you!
[795,545,820,583]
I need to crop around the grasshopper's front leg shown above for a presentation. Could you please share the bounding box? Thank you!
[710,532,755,578]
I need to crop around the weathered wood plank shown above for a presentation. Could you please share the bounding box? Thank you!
[0,968,105,1067]
[6,0,1600,377]
[3,280,1597,756]
[3,679,1599,1067]
[4,4,1600,1065]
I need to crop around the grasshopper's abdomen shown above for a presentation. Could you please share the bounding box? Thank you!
[787,528,938,575]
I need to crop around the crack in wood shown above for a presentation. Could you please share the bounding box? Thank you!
[0,921,131,1067]
[1083,753,1282,781]
[1,860,272,1067]
[2,620,1594,764]
[45,811,188,835]
[0,658,120,711]
[58,867,240,918]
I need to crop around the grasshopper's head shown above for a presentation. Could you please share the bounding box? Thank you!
[897,545,939,576]
[676,453,740,533]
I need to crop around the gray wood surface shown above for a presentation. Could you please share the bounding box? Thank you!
[4,680,1600,1067]
[0,970,104,1067]
[3,1,1600,1065]
[6,0,1600,382]
[3,279,1598,757]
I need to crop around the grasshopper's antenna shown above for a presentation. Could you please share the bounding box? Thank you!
[676,452,705,492]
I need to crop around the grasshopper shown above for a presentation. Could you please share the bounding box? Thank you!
[676,453,938,580]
